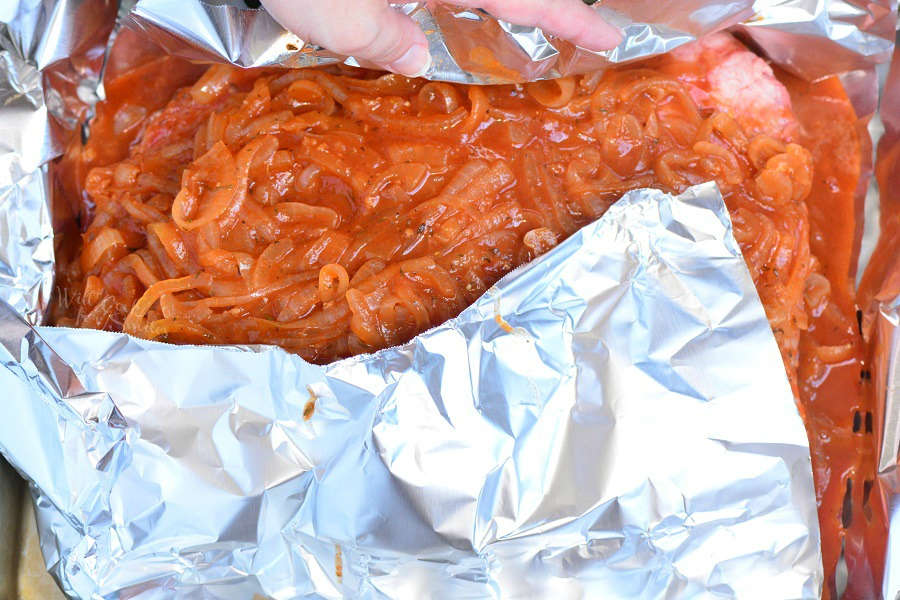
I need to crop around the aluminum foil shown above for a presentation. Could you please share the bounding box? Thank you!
[0,183,823,599]
[877,293,900,599]
[125,0,752,82]
[0,0,115,324]
[0,1,897,598]
[124,0,897,83]
[870,26,900,600]
[740,0,897,80]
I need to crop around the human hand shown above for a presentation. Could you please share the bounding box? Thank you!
[260,0,622,77]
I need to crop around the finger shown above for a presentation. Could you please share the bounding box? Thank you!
[445,0,622,52]
[261,0,431,77]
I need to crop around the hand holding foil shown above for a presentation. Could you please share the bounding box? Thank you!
[261,0,622,76]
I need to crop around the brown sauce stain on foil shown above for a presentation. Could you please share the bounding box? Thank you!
[335,544,343,582]
[303,386,316,421]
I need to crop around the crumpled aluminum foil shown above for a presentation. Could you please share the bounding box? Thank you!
[739,0,898,80]
[871,27,900,600]
[0,183,823,599]
[125,0,897,83]
[0,0,897,598]
[126,0,756,83]
[877,293,900,598]
[0,0,115,324]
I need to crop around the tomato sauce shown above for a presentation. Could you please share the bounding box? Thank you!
[783,73,890,599]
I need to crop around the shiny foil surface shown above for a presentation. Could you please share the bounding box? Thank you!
[0,183,823,598]
[125,0,756,82]
[0,0,115,324]
[877,292,900,599]
[0,1,897,598]
[124,0,897,83]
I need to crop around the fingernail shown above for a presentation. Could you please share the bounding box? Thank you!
[388,43,432,78]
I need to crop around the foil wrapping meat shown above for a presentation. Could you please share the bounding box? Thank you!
[0,183,823,598]
[0,0,897,598]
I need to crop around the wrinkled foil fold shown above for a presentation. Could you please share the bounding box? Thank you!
[880,293,900,598]
[0,183,823,598]
[740,0,897,80]
[877,283,900,599]
[126,0,896,82]
[1,0,114,323]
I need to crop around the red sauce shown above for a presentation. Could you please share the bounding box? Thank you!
[54,58,817,372]
[855,46,900,599]
[784,73,879,599]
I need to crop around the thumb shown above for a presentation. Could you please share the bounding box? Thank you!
[261,0,431,77]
